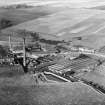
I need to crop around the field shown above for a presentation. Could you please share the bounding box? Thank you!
[0,5,68,44]
[3,7,105,49]
[0,4,71,44]
[0,5,65,26]
[0,64,105,105]
[0,67,105,105]
[75,61,105,87]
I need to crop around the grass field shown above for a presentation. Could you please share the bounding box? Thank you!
[0,65,24,77]
[0,65,105,105]
[0,77,105,104]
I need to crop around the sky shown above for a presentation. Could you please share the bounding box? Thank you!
[0,0,105,7]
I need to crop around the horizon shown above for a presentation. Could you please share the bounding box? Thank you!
[0,0,105,8]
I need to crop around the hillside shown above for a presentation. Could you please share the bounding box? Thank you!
[0,76,105,105]
[0,64,104,105]
[90,5,105,10]
[3,8,105,49]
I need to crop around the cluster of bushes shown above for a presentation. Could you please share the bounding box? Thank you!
[30,32,65,45]
[0,18,13,29]
[39,38,63,45]
[0,45,9,59]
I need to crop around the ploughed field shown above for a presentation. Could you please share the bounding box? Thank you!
[0,5,65,26]
[0,5,67,42]
[4,8,105,49]
[0,5,71,47]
